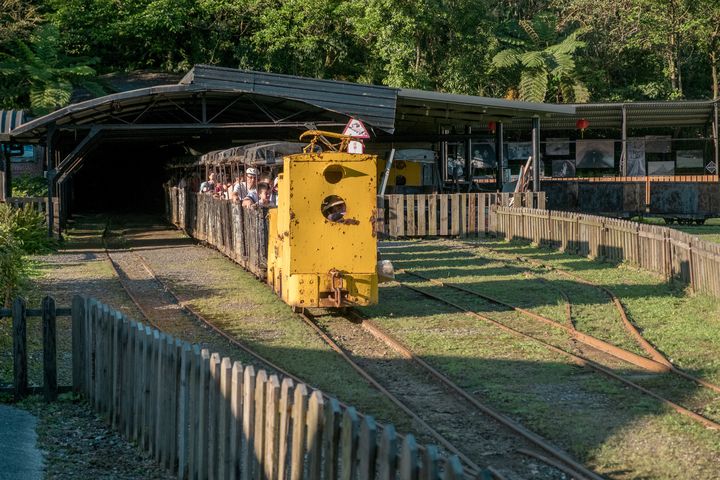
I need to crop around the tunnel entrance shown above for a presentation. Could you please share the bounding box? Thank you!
[71,142,174,214]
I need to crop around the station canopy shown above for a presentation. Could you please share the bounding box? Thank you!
[4,64,577,148]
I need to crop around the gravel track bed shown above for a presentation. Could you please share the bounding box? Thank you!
[315,313,570,480]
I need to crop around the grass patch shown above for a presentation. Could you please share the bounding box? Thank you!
[369,238,720,478]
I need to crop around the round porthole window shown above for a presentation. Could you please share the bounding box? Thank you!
[321,195,346,222]
[323,165,344,184]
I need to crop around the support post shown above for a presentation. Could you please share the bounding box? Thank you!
[620,105,628,176]
[440,126,449,182]
[495,121,505,191]
[464,125,472,185]
[42,296,57,401]
[531,116,541,191]
[714,100,719,182]
[46,127,56,237]
[1,143,10,201]
[12,297,27,399]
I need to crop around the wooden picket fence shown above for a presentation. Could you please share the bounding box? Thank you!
[494,207,720,298]
[382,192,546,238]
[0,296,70,400]
[71,296,475,480]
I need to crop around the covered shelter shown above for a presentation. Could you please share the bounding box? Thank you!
[0,65,575,231]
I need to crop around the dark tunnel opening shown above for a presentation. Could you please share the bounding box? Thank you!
[71,143,175,215]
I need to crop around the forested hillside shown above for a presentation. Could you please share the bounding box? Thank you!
[1,0,718,115]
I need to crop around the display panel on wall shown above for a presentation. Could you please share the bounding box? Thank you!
[645,135,672,154]
[552,159,575,177]
[648,161,675,175]
[675,150,704,168]
[506,142,532,161]
[627,138,646,176]
[545,138,570,156]
[575,140,615,168]
[470,140,496,168]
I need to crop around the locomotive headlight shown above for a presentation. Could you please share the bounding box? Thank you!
[377,259,395,282]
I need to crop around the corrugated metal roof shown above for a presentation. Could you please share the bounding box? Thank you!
[182,65,399,132]
[507,100,718,130]
[1,110,25,133]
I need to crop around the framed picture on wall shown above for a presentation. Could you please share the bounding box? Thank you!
[552,159,575,177]
[626,137,646,176]
[648,161,675,175]
[545,138,570,156]
[506,142,532,161]
[675,150,704,168]
[575,140,615,168]
[645,135,672,154]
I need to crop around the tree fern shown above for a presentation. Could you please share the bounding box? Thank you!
[519,70,548,102]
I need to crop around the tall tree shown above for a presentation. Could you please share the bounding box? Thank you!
[492,14,589,102]
[0,24,104,114]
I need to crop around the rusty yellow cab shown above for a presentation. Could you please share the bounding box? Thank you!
[267,131,379,308]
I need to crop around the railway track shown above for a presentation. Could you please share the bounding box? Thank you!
[440,241,720,397]
[100,228,603,479]
[386,265,720,431]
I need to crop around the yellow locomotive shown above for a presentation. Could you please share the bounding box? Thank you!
[267,131,380,308]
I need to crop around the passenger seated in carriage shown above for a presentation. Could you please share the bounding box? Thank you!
[199,172,216,193]
[232,168,259,202]
[242,182,274,208]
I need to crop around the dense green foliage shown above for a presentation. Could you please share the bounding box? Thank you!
[0,0,717,113]
[11,174,48,197]
[0,202,55,304]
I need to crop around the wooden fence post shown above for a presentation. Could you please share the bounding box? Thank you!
[241,365,257,480]
[229,361,244,480]
[421,445,441,480]
[12,297,27,399]
[358,415,377,480]
[290,383,309,480]
[177,342,192,480]
[378,424,398,480]
[442,456,464,480]
[218,357,233,480]
[341,407,360,480]
[42,296,57,402]
[323,398,342,480]
[197,348,211,479]
[307,390,325,480]
[264,375,281,480]
[276,377,294,480]
[208,352,222,479]
[399,434,419,480]
[254,370,268,478]
[71,295,86,394]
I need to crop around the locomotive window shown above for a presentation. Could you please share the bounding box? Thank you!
[321,195,346,222]
[323,165,344,184]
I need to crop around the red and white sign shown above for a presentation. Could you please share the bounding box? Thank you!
[343,118,370,138]
[344,118,369,153]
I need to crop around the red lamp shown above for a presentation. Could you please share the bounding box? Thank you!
[576,118,590,138]
[488,121,496,134]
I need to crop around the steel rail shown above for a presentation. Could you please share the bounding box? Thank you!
[528,260,720,395]
[345,310,604,480]
[124,248,488,480]
[401,270,670,373]
[394,277,720,431]
[297,310,488,477]
[399,241,720,395]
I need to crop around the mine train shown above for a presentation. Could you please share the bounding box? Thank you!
[267,131,385,308]
[186,131,390,309]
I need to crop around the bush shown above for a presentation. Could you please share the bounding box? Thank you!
[0,225,26,307]
[11,175,48,197]
[0,203,56,254]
